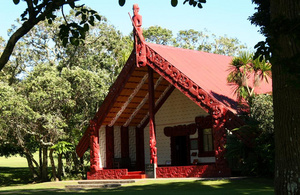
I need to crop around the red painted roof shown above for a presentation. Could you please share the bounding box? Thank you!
[146,42,272,113]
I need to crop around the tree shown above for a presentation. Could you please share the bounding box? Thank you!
[0,0,101,71]
[227,52,271,102]
[143,25,173,45]
[0,10,128,182]
[0,82,40,180]
[250,0,300,193]
[175,29,206,50]
[21,63,73,181]
[209,35,247,56]
[173,29,247,56]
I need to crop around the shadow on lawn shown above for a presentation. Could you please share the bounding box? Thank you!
[0,167,32,187]
[0,178,274,195]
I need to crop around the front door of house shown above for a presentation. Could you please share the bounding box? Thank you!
[172,136,188,166]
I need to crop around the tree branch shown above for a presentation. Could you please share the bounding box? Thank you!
[0,1,77,71]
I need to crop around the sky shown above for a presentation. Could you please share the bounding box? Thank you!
[0,0,264,50]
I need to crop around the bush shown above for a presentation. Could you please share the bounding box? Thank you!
[225,94,274,177]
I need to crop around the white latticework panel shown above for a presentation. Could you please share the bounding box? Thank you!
[128,126,136,162]
[144,88,208,165]
[114,126,121,158]
[99,126,106,168]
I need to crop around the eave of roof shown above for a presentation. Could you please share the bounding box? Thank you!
[146,42,272,113]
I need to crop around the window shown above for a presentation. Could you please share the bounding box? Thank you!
[190,139,198,150]
[197,128,214,157]
[203,128,213,152]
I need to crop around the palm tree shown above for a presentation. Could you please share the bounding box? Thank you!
[227,52,272,102]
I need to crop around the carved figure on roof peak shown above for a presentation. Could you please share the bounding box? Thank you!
[131,4,147,67]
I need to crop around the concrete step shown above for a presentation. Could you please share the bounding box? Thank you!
[78,179,135,184]
[65,183,121,190]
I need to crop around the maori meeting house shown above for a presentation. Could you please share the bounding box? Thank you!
[76,4,272,179]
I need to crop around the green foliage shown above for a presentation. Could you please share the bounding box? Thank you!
[143,26,173,45]
[183,0,206,9]
[175,29,204,50]
[0,9,126,181]
[143,26,247,56]
[227,52,271,101]
[50,141,74,155]
[119,0,126,7]
[226,94,274,177]
[250,94,273,133]
[0,82,38,157]
[1,1,103,72]
[120,0,206,9]
[171,0,178,7]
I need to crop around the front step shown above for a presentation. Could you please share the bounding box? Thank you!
[65,183,121,190]
[121,171,146,179]
[78,179,135,184]
[65,179,135,190]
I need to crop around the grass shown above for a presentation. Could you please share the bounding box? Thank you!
[0,155,34,187]
[0,155,30,168]
[0,178,274,194]
[0,155,274,194]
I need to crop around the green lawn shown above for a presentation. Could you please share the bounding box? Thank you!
[0,155,274,194]
[0,178,274,195]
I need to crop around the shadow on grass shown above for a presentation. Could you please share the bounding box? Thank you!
[0,167,32,187]
[0,178,274,195]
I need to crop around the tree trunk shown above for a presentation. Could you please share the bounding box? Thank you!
[39,147,42,177]
[23,149,39,181]
[41,146,48,182]
[271,0,300,194]
[57,153,63,180]
[49,149,58,181]
[72,151,80,173]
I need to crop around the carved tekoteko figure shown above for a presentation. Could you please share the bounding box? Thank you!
[89,120,101,173]
[131,4,147,67]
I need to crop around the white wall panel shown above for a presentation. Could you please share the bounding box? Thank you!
[128,126,136,162]
[144,88,208,165]
[114,126,121,158]
[99,126,106,168]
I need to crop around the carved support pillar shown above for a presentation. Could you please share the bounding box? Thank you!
[89,120,101,173]
[148,67,157,168]
[211,104,229,173]
[105,125,114,169]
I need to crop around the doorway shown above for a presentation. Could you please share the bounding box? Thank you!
[171,136,189,166]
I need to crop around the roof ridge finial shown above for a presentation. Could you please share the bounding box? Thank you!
[129,4,147,67]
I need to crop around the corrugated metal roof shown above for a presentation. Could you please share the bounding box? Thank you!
[146,42,272,113]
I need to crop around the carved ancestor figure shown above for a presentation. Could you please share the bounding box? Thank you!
[149,122,157,165]
[89,120,101,173]
[132,4,147,67]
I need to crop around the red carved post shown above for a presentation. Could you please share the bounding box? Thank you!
[89,120,101,173]
[148,67,157,169]
[211,104,230,176]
